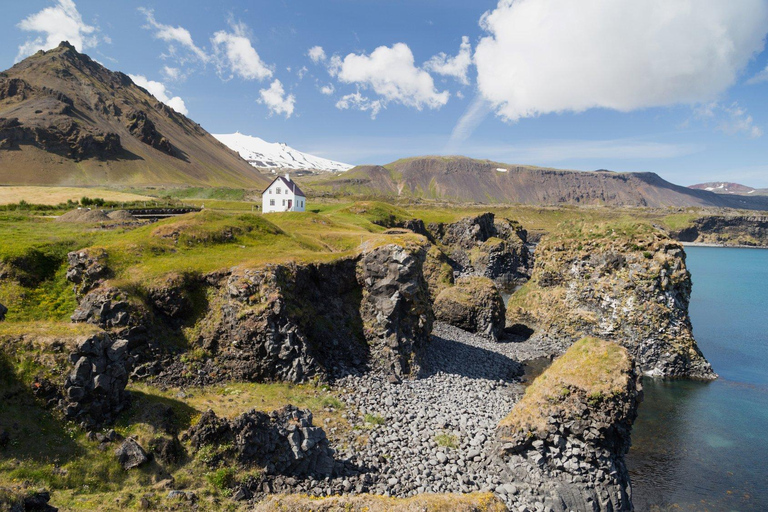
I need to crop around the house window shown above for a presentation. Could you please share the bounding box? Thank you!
[269,189,272,194]
[282,200,286,206]
[276,187,281,194]
[269,199,275,206]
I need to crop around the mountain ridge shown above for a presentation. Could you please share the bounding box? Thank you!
[689,182,768,196]
[0,42,269,188]
[309,155,768,210]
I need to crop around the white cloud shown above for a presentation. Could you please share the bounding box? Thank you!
[475,0,768,122]
[331,43,449,111]
[424,36,472,85]
[128,74,188,116]
[308,46,326,64]
[162,66,184,81]
[320,83,335,96]
[139,7,208,63]
[498,139,703,162]
[258,79,295,118]
[16,0,100,61]
[696,102,762,138]
[297,66,308,80]
[335,92,383,119]
[449,95,494,144]
[211,20,272,81]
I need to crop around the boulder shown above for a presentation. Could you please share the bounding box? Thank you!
[0,302,7,322]
[65,249,109,295]
[70,286,132,329]
[187,405,336,478]
[115,438,148,470]
[434,276,505,341]
[60,333,131,427]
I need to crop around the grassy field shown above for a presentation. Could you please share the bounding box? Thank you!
[0,186,154,206]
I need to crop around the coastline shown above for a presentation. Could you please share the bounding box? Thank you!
[681,241,768,250]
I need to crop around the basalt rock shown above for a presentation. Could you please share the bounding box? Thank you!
[115,437,148,470]
[186,405,336,478]
[434,276,505,341]
[66,249,110,295]
[670,214,768,247]
[507,228,716,379]
[427,213,531,287]
[125,109,175,156]
[494,338,641,512]
[357,243,434,377]
[60,333,131,427]
[0,302,7,321]
[70,286,133,329]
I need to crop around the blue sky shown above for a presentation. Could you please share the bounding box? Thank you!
[3,0,768,187]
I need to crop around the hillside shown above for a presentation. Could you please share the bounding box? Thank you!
[689,182,768,196]
[214,132,352,173]
[0,42,269,188]
[310,156,768,210]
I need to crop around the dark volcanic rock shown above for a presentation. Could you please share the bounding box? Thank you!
[66,249,110,295]
[115,437,148,470]
[70,286,132,328]
[0,302,7,321]
[187,405,335,478]
[357,243,434,377]
[60,333,131,427]
[433,276,505,341]
[125,109,175,156]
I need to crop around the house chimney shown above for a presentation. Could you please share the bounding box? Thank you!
[285,173,291,181]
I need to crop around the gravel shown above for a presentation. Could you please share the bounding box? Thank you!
[278,322,552,502]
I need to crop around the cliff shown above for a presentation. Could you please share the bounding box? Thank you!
[671,214,768,247]
[506,223,715,379]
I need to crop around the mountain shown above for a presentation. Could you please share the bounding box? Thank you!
[0,42,269,188]
[213,132,352,173]
[311,156,768,210]
[689,182,768,196]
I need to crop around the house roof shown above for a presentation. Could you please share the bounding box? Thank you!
[261,176,306,197]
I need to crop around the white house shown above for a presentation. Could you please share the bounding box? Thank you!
[262,174,306,213]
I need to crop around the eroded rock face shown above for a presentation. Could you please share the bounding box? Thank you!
[66,249,110,295]
[60,333,131,427]
[494,339,641,512]
[186,405,336,478]
[71,286,132,329]
[427,213,531,287]
[125,109,175,156]
[357,243,434,377]
[434,276,505,341]
[507,230,716,379]
[671,214,768,247]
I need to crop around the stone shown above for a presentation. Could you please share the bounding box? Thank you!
[434,276,506,341]
[115,438,148,470]
[0,302,7,322]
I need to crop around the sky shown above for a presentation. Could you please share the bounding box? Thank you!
[2,0,768,187]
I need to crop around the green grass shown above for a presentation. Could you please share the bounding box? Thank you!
[364,413,386,426]
[434,432,459,449]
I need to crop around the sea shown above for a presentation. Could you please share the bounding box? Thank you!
[627,246,768,511]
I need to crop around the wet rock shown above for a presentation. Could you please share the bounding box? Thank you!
[434,276,505,341]
[115,438,148,470]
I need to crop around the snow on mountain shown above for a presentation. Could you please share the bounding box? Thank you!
[214,132,352,173]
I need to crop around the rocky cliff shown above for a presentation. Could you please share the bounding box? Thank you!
[671,214,768,247]
[495,338,641,512]
[506,224,715,379]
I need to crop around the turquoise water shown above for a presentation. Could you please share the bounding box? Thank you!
[627,246,768,511]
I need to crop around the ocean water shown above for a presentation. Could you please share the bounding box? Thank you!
[627,246,768,511]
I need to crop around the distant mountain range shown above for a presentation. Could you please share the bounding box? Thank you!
[689,182,768,196]
[0,42,268,188]
[309,156,768,210]
[214,132,352,173]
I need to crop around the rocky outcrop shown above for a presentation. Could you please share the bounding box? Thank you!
[186,405,336,478]
[0,116,121,160]
[60,333,131,428]
[357,243,434,377]
[125,109,175,156]
[671,214,768,247]
[506,227,716,379]
[428,213,531,287]
[494,338,641,512]
[66,249,110,295]
[70,286,133,329]
[0,303,7,322]
[115,438,148,470]
[434,276,505,341]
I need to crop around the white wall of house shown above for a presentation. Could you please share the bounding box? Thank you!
[262,177,306,213]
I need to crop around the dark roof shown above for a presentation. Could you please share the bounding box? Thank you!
[261,176,306,197]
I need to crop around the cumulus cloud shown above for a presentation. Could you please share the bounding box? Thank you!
[424,36,472,85]
[211,20,272,81]
[696,102,762,138]
[258,79,295,118]
[320,83,335,95]
[747,65,768,85]
[475,0,768,122]
[331,43,449,112]
[162,66,184,81]
[16,0,100,61]
[139,7,208,63]
[308,46,326,64]
[335,92,383,119]
[129,74,188,116]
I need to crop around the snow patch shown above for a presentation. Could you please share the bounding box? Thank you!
[213,132,353,173]
[496,168,508,173]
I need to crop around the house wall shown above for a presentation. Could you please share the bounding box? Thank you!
[262,180,306,213]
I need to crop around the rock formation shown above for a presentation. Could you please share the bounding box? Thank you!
[494,338,641,512]
[506,226,716,379]
[434,276,505,341]
[671,214,768,247]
